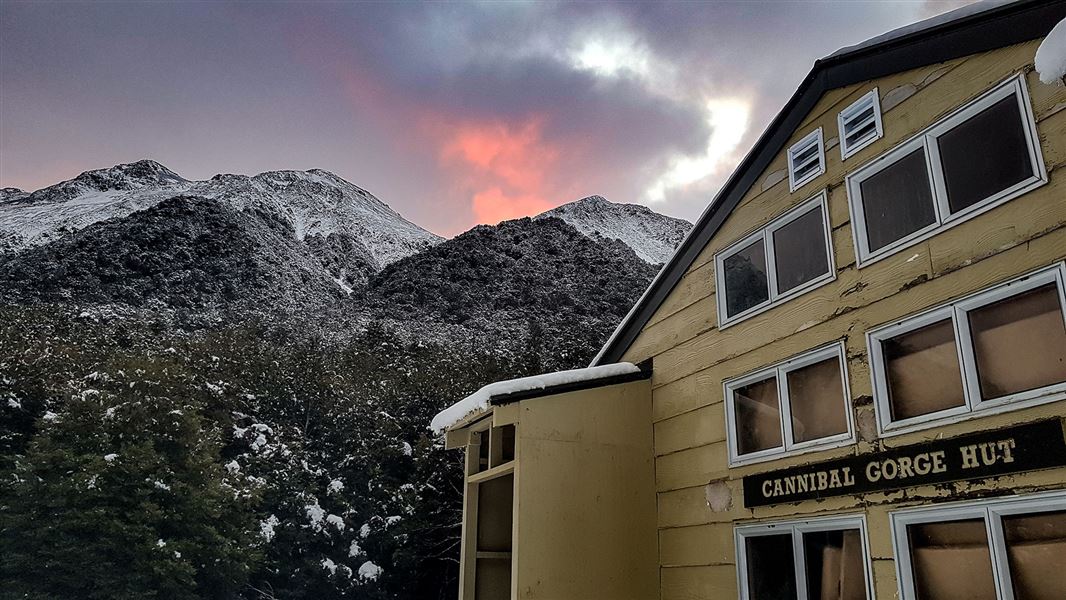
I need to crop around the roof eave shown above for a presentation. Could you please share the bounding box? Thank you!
[593,0,1065,366]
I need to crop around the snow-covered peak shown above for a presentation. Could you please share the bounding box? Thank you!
[0,161,441,268]
[536,195,691,264]
[9,160,189,208]
[1,188,27,204]
[192,167,441,267]
[1036,16,1066,85]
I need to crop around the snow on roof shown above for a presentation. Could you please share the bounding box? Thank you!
[826,0,1015,60]
[429,362,642,433]
[1036,16,1066,84]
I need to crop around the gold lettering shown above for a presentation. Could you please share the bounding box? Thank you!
[998,439,1016,463]
[785,477,796,495]
[842,467,855,486]
[763,480,773,498]
[931,451,947,473]
[866,461,880,482]
[830,469,842,488]
[980,442,998,466]
[897,456,915,478]
[774,479,784,497]
[797,475,809,493]
[817,471,829,490]
[914,453,931,475]
[960,444,980,469]
[882,459,898,480]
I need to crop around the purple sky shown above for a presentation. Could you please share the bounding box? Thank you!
[0,1,973,236]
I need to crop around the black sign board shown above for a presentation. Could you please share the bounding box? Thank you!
[743,419,1066,508]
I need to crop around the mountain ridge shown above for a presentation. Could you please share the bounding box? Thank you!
[0,160,441,270]
[535,194,691,264]
[1,161,692,266]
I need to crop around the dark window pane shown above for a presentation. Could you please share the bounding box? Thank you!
[734,377,782,455]
[968,284,1066,400]
[804,529,868,600]
[499,425,515,463]
[746,534,797,600]
[939,94,1035,214]
[1002,511,1066,600]
[477,431,490,473]
[476,474,513,553]
[475,558,511,600]
[788,357,848,444]
[773,206,830,294]
[724,239,770,317]
[908,520,996,600]
[859,147,937,252]
[883,319,966,421]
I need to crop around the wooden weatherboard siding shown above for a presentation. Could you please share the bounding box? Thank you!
[617,37,1066,599]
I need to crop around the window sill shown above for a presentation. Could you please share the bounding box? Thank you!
[718,270,837,331]
[729,433,856,469]
[877,388,1066,439]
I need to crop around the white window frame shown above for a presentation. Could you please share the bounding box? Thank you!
[714,193,836,329]
[724,341,854,466]
[867,261,1066,437]
[838,88,884,160]
[736,513,875,600]
[788,128,826,192]
[891,489,1066,600]
[847,74,1047,267]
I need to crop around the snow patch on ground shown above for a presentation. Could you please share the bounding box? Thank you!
[430,362,641,432]
[260,515,280,542]
[305,502,325,529]
[326,514,346,531]
[358,561,383,581]
[1036,17,1066,85]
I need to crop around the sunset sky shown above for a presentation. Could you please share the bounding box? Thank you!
[0,1,974,236]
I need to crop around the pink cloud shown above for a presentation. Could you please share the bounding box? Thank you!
[433,116,570,226]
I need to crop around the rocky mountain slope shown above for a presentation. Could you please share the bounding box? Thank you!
[0,196,347,315]
[0,162,690,335]
[368,216,658,354]
[536,195,691,264]
[0,160,441,276]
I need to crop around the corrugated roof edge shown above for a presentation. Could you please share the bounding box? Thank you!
[592,0,1065,367]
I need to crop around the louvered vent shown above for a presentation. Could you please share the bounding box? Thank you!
[788,129,825,192]
[838,89,883,159]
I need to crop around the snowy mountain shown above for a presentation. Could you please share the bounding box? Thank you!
[368,216,658,350]
[0,160,442,270]
[536,195,691,264]
[0,165,688,599]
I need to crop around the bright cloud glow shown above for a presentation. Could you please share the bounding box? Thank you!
[568,24,750,207]
[571,37,651,79]
[644,98,751,203]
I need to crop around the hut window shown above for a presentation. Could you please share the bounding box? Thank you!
[787,128,826,192]
[736,515,872,600]
[725,342,852,466]
[846,74,1045,267]
[891,492,1066,600]
[868,262,1066,436]
[715,193,834,327]
[838,89,883,160]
